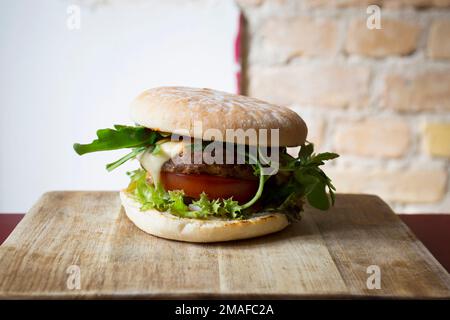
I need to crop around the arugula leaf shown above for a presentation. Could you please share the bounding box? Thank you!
[239,149,271,210]
[74,125,165,171]
[298,142,314,160]
[105,147,146,172]
[278,143,338,211]
[258,143,338,219]
[306,181,330,210]
[294,171,320,195]
[310,152,340,163]
[73,125,160,155]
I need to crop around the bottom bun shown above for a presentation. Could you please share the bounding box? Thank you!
[120,191,289,243]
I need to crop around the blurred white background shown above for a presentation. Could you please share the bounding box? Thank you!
[0,0,239,212]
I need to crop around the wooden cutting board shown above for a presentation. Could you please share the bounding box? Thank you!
[0,191,449,299]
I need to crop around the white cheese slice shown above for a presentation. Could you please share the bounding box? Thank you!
[138,141,184,186]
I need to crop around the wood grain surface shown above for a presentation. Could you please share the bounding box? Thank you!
[0,191,449,299]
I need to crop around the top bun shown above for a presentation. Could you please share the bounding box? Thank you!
[130,86,307,147]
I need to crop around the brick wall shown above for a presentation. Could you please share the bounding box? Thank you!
[237,0,450,213]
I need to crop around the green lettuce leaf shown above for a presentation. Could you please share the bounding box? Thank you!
[126,170,246,219]
[191,193,221,218]
[221,198,242,219]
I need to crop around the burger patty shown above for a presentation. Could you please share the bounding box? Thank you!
[161,150,258,181]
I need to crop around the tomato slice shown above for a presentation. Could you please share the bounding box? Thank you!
[160,172,258,204]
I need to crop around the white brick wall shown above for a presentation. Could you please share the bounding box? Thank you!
[237,0,450,213]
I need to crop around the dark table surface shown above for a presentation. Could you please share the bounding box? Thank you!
[0,213,449,273]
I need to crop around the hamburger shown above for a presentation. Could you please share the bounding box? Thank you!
[74,86,338,242]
